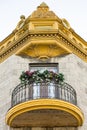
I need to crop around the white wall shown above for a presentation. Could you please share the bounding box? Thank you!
[0,54,87,130]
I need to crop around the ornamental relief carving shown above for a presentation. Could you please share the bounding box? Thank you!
[12,15,29,40]
[31,11,57,18]
[0,33,87,63]
[0,46,4,53]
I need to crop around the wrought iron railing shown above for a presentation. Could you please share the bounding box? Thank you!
[11,82,77,107]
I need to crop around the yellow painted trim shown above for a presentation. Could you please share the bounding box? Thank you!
[6,99,84,126]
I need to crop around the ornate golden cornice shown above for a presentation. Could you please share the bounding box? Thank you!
[0,2,87,63]
[0,30,87,63]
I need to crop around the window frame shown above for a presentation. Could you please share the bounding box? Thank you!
[29,63,59,73]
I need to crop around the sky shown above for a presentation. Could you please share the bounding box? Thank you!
[0,0,87,41]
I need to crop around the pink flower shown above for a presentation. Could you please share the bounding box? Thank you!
[25,71,32,76]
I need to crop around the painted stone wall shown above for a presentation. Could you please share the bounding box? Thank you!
[0,54,87,130]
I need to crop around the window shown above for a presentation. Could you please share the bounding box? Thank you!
[29,63,58,73]
[28,63,59,99]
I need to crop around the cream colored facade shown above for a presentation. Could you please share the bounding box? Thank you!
[0,2,87,130]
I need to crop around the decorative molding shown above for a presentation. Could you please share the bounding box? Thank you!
[0,31,87,63]
[0,2,87,63]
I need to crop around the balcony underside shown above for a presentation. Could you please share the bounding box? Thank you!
[6,99,84,128]
[9,109,78,127]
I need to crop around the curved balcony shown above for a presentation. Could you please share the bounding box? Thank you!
[6,82,84,128]
[11,82,77,107]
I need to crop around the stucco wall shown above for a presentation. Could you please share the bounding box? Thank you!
[0,54,87,130]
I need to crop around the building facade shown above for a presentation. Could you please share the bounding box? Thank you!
[0,2,87,130]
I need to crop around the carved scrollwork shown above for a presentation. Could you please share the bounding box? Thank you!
[16,15,26,30]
